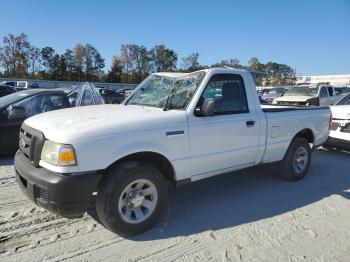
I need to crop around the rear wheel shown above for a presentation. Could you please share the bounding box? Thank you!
[279,137,311,180]
[96,161,167,236]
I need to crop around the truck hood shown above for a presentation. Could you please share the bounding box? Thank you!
[274,96,314,102]
[24,104,187,143]
[331,105,350,120]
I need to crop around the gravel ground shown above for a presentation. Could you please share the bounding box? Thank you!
[0,148,350,262]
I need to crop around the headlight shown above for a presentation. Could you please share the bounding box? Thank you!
[41,140,77,166]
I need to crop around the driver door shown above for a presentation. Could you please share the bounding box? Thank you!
[187,73,260,179]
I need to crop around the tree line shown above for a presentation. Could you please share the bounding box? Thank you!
[0,33,295,85]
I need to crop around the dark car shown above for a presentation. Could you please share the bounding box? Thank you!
[334,87,350,96]
[0,81,17,87]
[97,87,125,104]
[0,83,104,156]
[0,85,17,97]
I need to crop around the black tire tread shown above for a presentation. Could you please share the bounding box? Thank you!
[279,137,311,181]
[96,161,167,236]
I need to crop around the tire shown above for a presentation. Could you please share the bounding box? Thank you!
[96,161,167,236]
[279,137,311,181]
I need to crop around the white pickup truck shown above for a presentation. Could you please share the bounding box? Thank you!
[14,68,331,236]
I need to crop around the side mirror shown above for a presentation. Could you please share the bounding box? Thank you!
[8,105,26,119]
[195,98,215,117]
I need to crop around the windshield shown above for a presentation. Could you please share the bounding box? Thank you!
[126,71,206,110]
[263,88,285,96]
[336,94,350,105]
[283,87,317,97]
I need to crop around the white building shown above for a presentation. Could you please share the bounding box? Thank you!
[296,74,350,86]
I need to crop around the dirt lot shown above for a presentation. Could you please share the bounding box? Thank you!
[1,148,350,261]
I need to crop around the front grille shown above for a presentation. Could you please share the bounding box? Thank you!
[31,184,49,204]
[19,124,45,167]
[37,186,48,203]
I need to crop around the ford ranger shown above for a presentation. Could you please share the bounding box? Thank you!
[14,68,331,236]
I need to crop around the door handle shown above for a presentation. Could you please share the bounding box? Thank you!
[246,120,255,127]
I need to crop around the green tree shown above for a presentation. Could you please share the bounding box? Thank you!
[107,56,123,83]
[0,33,30,77]
[182,52,200,71]
[150,44,177,72]
[248,57,266,86]
[27,46,41,78]
[73,44,85,81]
[248,57,265,72]
[133,45,151,81]
[86,44,105,81]
[63,49,75,80]
[265,62,295,85]
[41,46,56,79]
[211,57,242,69]
[119,44,151,83]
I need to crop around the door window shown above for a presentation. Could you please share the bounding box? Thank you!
[14,95,46,117]
[319,87,328,98]
[13,94,60,117]
[199,74,249,115]
[326,86,334,96]
[49,94,67,109]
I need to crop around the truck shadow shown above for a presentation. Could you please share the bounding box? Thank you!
[132,148,350,241]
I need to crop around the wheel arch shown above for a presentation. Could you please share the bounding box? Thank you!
[294,128,315,145]
[106,151,176,183]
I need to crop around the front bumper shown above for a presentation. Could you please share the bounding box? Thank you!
[14,150,103,218]
[326,137,350,149]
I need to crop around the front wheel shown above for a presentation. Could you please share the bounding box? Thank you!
[96,161,167,236]
[279,137,311,181]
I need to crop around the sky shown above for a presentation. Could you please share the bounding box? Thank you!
[0,0,349,76]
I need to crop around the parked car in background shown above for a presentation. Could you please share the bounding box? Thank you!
[0,82,104,156]
[0,80,41,91]
[273,85,336,106]
[0,85,17,97]
[16,81,29,90]
[326,93,350,149]
[97,87,125,104]
[334,87,350,96]
[14,68,331,236]
[0,81,17,87]
[262,87,288,103]
[29,82,41,89]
